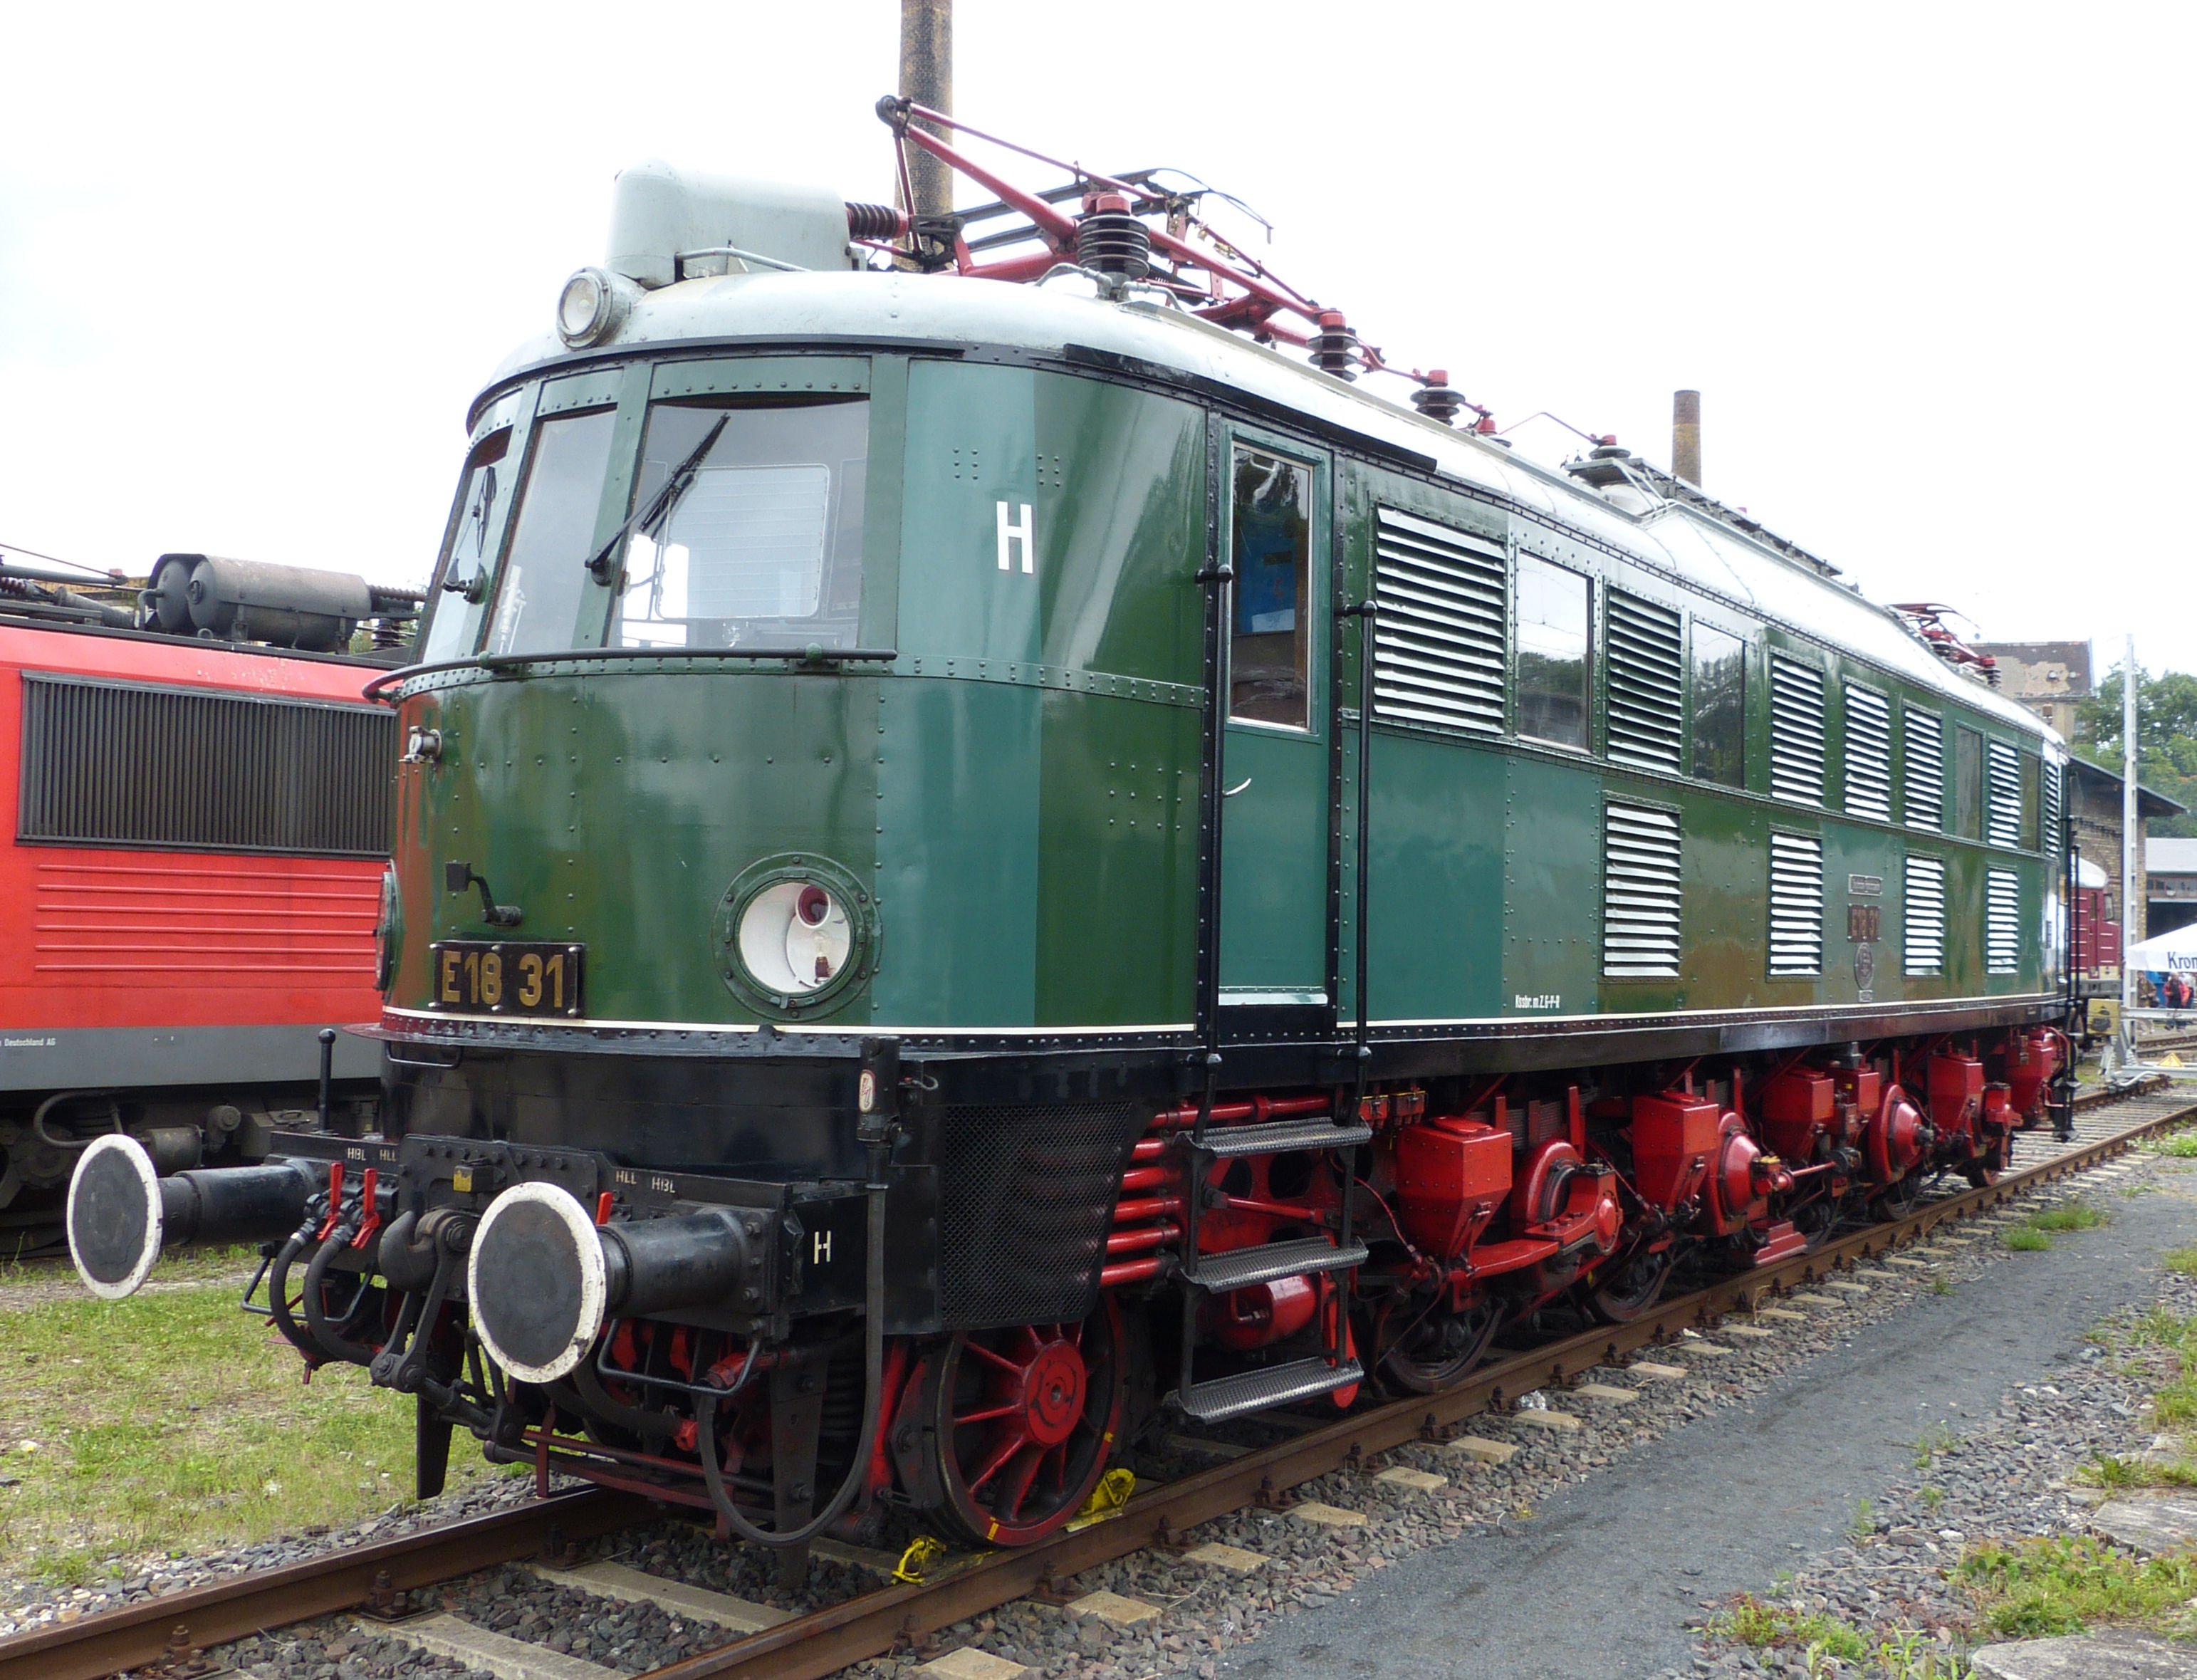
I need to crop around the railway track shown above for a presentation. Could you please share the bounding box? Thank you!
[8,1082,2191,1680]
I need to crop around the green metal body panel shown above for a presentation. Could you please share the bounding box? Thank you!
[1499,754,1604,1016]
[394,356,1208,1033]
[391,347,2054,1050]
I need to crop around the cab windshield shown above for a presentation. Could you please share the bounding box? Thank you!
[612,400,867,650]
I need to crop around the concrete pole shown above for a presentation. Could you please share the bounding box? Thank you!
[1672,390,1701,488]
[2124,632,2139,1018]
[899,0,953,221]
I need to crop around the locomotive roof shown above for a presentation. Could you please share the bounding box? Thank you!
[487,269,2051,747]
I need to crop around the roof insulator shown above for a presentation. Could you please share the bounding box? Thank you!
[1412,370,1466,424]
[1075,193,1151,281]
[1308,310,1359,380]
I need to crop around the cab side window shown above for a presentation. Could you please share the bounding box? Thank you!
[1516,555,1590,749]
[1228,447,1313,729]
[1691,622,1746,786]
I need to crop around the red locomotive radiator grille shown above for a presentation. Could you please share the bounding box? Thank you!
[31,858,379,981]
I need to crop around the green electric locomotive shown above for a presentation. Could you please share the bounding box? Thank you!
[67,105,2069,1553]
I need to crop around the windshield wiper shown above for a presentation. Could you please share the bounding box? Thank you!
[584,415,731,585]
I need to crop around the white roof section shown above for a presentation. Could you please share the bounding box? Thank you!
[485,266,2048,739]
[2149,838,2197,875]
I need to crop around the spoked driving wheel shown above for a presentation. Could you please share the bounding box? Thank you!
[1375,1293,1503,1394]
[1587,1246,1674,1324]
[920,1296,1124,1547]
[1790,1197,1839,1253]
[1872,1169,1930,1221]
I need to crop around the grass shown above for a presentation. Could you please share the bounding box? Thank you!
[1714,1598,1977,1677]
[1850,1496,1878,1539]
[0,1243,263,1297]
[1957,1535,2197,1639]
[1912,1425,1956,1469]
[2166,1248,2197,1277]
[1713,1595,1869,1661]
[2077,1452,2197,1491]
[0,1256,516,1583]
[2114,1306,2197,1428]
[2031,1204,2107,1233]
[2149,1130,2197,1158]
[2003,1201,2109,1253]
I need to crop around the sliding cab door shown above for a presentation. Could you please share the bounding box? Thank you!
[1216,432,1332,1023]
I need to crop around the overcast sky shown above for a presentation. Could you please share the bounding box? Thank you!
[4,3,2187,677]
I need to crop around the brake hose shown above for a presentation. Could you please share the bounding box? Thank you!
[692,1162,887,1548]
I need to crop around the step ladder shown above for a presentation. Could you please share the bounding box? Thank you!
[1172,1105,1371,1424]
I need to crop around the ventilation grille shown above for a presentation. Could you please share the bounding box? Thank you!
[1986,868,2020,974]
[1603,802,1682,979]
[1604,592,1683,773]
[1768,832,1825,977]
[1769,657,1826,803]
[937,1102,1149,1328]
[1905,854,1947,975]
[1372,507,1506,735]
[1987,740,2022,847]
[2042,759,2062,852]
[1844,685,1893,822]
[19,674,395,857]
[1905,709,1943,830]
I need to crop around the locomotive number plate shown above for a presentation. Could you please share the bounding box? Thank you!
[428,941,585,1018]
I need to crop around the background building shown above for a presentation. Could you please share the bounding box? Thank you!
[1973,640,2092,739]
[2070,758,2184,948]
[2149,837,2197,939]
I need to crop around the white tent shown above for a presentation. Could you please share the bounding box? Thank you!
[2126,922,2197,974]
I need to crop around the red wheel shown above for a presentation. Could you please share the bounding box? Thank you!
[919,1298,1124,1547]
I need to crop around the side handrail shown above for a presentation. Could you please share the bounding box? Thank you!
[363,645,899,702]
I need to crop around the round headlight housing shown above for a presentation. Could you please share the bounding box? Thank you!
[555,266,631,348]
[374,865,399,993]
[714,854,875,1016]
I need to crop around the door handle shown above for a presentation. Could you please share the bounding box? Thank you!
[1223,778,1253,798]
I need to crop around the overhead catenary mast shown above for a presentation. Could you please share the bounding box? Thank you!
[899,0,953,221]
[2125,632,2139,1020]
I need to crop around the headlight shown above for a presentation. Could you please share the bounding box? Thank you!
[375,866,398,993]
[555,266,630,348]
[739,881,853,994]
[714,855,876,1016]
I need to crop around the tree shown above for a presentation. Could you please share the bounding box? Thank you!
[2077,665,2197,838]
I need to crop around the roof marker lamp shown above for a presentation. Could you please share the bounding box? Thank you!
[555,267,635,348]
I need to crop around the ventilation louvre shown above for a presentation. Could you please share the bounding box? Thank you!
[1844,685,1893,821]
[1372,507,1507,735]
[1770,657,1826,804]
[1604,592,1683,773]
[1905,709,1943,830]
[1987,741,2022,847]
[1905,854,1947,976]
[1603,802,1682,979]
[2042,758,2063,852]
[1986,868,2020,974]
[1768,832,1825,978]
[19,674,395,857]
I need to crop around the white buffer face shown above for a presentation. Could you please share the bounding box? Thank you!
[467,1181,607,1384]
[67,1134,164,1301]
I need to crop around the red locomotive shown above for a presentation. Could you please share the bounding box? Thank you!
[0,554,415,1253]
